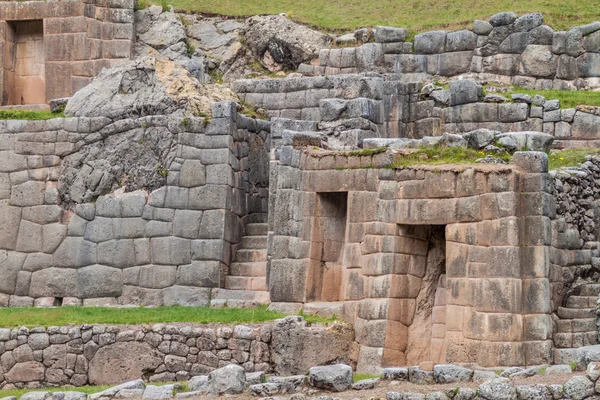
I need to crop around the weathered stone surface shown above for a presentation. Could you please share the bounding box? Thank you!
[5,361,45,382]
[477,378,517,400]
[244,15,330,72]
[520,45,557,78]
[490,12,518,27]
[562,376,594,400]
[433,364,473,383]
[375,26,409,43]
[309,364,353,392]
[449,79,483,106]
[88,342,162,385]
[207,364,246,395]
[414,31,446,54]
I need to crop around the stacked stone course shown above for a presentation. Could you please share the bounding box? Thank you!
[299,13,600,91]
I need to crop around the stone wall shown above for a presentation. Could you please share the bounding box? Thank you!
[0,0,135,105]
[265,125,555,370]
[299,13,600,91]
[0,317,355,389]
[234,75,600,149]
[0,101,271,306]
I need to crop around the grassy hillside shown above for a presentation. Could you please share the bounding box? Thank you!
[166,0,598,33]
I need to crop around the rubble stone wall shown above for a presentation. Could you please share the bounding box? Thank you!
[0,317,355,389]
[235,75,600,149]
[0,102,271,307]
[0,0,136,105]
[299,14,600,91]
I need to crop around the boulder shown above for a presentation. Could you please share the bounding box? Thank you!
[187,375,208,392]
[65,57,237,120]
[353,378,379,390]
[446,30,478,51]
[20,393,50,400]
[375,26,409,43]
[473,370,499,382]
[473,20,493,35]
[511,94,532,104]
[489,12,518,27]
[562,376,594,400]
[88,342,162,385]
[266,375,307,393]
[449,79,483,106]
[529,25,554,45]
[89,380,146,400]
[408,366,435,384]
[433,364,474,383]
[496,132,554,152]
[244,15,330,72]
[308,364,353,392]
[515,384,551,400]
[520,45,557,78]
[207,364,246,395]
[414,31,446,54]
[514,13,544,32]
[577,344,600,367]
[438,132,467,148]
[142,385,174,399]
[383,367,409,381]
[462,129,497,149]
[138,11,186,49]
[544,364,572,375]
[477,378,517,400]
[270,316,354,375]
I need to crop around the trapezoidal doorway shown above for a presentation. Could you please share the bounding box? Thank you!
[3,20,45,106]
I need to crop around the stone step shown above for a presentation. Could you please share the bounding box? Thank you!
[241,236,268,250]
[557,307,596,319]
[556,318,597,333]
[225,276,267,291]
[230,262,267,277]
[245,223,268,236]
[553,348,579,365]
[553,332,598,348]
[581,284,600,296]
[566,296,598,309]
[212,288,270,304]
[234,249,267,263]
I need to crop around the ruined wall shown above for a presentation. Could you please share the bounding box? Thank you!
[235,75,600,149]
[0,102,271,306]
[266,125,554,370]
[0,0,135,105]
[0,317,354,389]
[299,14,600,91]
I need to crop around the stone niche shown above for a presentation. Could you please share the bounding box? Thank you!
[2,20,46,106]
[0,0,135,106]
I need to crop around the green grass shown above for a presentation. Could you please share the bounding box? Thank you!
[391,146,511,168]
[0,109,65,121]
[0,386,112,399]
[353,373,381,382]
[489,86,600,109]
[154,0,598,33]
[549,148,600,170]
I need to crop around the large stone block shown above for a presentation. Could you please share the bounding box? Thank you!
[449,79,484,106]
[269,259,308,303]
[571,111,600,139]
[520,45,557,78]
[52,237,97,268]
[414,31,446,54]
[578,53,600,77]
[30,267,77,298]
[11,181,45,206]
[139,264,177,289]
[88,342,161,385]
[150,237,191,265]
[162,285,211,306]
[438,51,474,76]
[77,264,123,298]
[176,260,223,288]
[97,239,136,268]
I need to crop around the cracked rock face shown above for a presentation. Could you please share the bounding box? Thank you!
[244,15,331,72]
[58,122,176,208]
[64,57,237,120]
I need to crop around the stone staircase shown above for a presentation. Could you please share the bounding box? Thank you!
[553,283,599,363]
[211,221,270,306]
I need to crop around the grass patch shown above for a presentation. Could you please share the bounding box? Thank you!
[490,86,600,109]
[155,0,599,33]
[0,305,334,328]
[0,386,112,399]
[353,373,381,382]
[239,100,268,119]
[0,110,65,121]
[391,146,511,168]
[549,148,600,170]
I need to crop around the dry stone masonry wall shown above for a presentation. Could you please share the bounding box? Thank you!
[0,0,136,105]
[300,13,600,91]
[0,102,270,307]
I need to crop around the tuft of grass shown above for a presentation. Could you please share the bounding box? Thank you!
[135,0,149,10]
[0,110,65,121]
[0,305,335,328]
[239,100,268,120]
[151,0,599,34]
[353,373,381,382]
[548,149,600,170]
[0,386,112,400]
[160,0,169,12]
[184,39,195,57]
[570,361,578,371]
[391,146,511,168]
[489,86,600,109]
